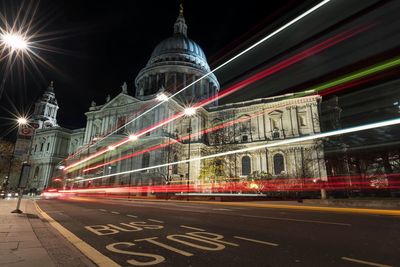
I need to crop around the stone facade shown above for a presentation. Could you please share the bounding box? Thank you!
[28,9,327,191]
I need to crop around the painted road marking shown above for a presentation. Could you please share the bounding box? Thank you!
[99,209,107,212]
[213,208,232,211]
[180,225,205,231]
[106,231,239,265]
[127,214,138,218]
[85,221,164,236]
[111,211,120,214]
[35,202,120,267]
[241,214,351,226]
[148,219,164,223]
[234,236,279,247]
[341,257,393,267]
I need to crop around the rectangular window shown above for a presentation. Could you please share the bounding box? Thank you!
[46,143,50,151]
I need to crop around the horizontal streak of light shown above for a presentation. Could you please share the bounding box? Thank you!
[59,177,400,195]
[72,117,400,183]
[65,24,362,172]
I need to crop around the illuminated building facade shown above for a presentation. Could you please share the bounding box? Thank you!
[28,8,326,191]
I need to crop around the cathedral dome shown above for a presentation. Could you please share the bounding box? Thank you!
[147,35,210,72]
[134,5,219,105]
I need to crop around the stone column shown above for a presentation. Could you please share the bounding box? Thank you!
[290,107,299,136]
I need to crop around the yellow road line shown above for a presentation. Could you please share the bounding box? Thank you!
[186,201,400,216]
[180,225,205,231]
[234,236,279,247]
[34,201,120,267]
[341,257,393,267]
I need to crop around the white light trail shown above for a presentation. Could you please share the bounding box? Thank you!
[73,116,400,183]
[81,0,332,149]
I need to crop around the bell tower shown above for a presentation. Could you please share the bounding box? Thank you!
[32,81,59,129]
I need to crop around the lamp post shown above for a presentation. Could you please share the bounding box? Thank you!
[11,117,34,213]
[184,107,196,201]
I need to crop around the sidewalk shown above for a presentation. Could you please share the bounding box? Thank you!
[0,198,95,267]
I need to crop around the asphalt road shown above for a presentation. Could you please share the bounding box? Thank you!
[37,198,400,267]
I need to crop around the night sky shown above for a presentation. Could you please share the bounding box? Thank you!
[0,0,314,138]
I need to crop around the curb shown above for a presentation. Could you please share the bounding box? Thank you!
[34,201,120,267]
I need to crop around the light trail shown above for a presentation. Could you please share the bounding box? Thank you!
[81,108,274,173]
[65,24,365,172]
[68,0,332,156]
[74,48,398,173]
[295,56,400,97]
[72,117,400,183]
[64,100,158,161]
[59,174,400,196]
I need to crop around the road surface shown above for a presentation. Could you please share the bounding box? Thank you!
[37,197,400,267]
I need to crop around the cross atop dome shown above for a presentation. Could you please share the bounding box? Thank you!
[174,3,187,37]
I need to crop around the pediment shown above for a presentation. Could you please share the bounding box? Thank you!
[268,110,283,117]
[101,93,141,110]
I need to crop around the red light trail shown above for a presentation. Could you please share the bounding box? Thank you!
[64,25,369,172]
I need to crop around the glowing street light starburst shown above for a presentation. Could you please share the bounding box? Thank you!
[1,32,29,51]
[0,1,68,100]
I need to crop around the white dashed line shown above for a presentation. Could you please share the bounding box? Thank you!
[180,225,206,231]
[234,236,279,247]
[341,257,393,267]
[213,208,232,211]
[127,214,138,218]
[99,209,107,212]
[110,211,120,214]
[148,219,164,223]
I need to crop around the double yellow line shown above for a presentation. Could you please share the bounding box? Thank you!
[34,201,120,267]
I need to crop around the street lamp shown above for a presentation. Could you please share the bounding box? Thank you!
[11,117,34,213]
[1,32,28,52]
[156,93,169,102]
[184,107,196,201]
[17,117,28,125]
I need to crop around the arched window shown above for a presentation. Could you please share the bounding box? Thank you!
[273,153,285,175]
[172,155,178,174]
[241,156,251,176]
